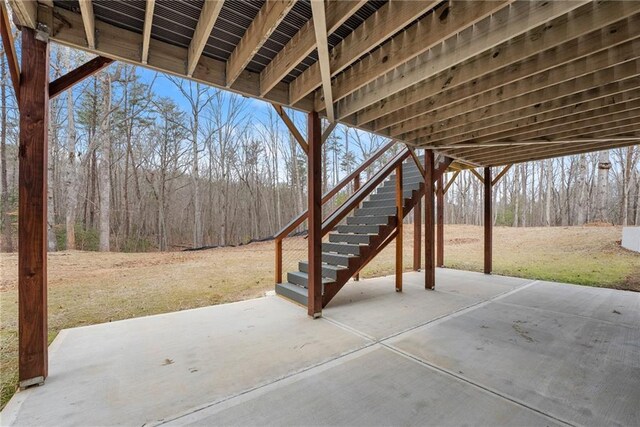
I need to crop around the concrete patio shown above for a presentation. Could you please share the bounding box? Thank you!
[2,269,639,426]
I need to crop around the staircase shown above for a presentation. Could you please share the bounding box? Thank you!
[276,152,427,307]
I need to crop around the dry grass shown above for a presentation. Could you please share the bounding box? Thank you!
[1,225,638,407]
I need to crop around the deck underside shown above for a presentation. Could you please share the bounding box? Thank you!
[2,269,639,426]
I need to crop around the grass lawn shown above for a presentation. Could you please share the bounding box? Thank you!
[1,224,638,407]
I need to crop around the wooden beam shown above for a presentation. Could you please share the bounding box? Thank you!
[47,5,314,111]
[226,0,295,87]
[260,0,365,96]
[187,0,224,77]
[484,167,492,274]
[78,0,95,49]
[1,2,20,102]
[7,0,37,29]
[49,56,114,99]
[140,0,155,64]
[424,150,435,290]
[309,0,335,122]
[397,38,640,141]
[307,111,322,318]
[363,1,640,128]
[289,0,438,105]
[491,165,511,187]
[272,103,308,154]
[18,27,49,388]
[395,164,403,292]
[338,0,586,119]
[413,196,421,271]
[436,175,444,268]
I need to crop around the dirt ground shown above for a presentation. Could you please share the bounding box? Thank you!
[1,224,638,407]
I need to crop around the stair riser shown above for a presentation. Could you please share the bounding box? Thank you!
[299,262,348,281]
[385,175,425,186]
[329,233,371,244]
[355,206,397,216]
[322,253,356,267]
[370,191,415,201]
[377,182,422,193]
[346,215,391,225]
[287,272,309,288]
[275,283,307,306]
[322,242,362,255]
[361,199,396,209]
[336,224,381,234]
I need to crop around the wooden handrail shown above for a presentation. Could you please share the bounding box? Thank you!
[274,140,395,241]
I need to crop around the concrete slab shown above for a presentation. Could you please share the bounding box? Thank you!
[324,270,532,340]
[390,283,640,427]
[169,346,560,427]
[500,280,640,327]
[2,297,369,426]
[3,271,638,427]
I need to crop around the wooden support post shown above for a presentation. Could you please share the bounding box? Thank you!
[436,175,444,268]
[18,28,49,388]
[413,197,421,271]
[275,238,282,284]
[395,165,403,292]
[307,111,322,318]
[353,173,361,281]
[424,150,435,290]
[484,167,492,274]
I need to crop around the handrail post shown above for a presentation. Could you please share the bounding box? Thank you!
[395,164,403,292]
[275,238,282,283]
[354,173,361,281]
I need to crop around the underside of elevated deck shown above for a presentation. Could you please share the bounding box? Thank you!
[3,270,639,426]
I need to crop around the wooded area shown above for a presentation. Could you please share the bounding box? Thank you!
[1,43,639,253]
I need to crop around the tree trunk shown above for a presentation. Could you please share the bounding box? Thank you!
[575,153,588,225]
[0,53,13,252]
[98,72,111,251]
[596,150,610,222]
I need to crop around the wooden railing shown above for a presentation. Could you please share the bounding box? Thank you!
[274,140,395,283]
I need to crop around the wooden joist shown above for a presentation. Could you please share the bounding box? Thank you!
[338,0,587,119]
[78,0,95,49]
[408,59,640,146]
[361,1,640,128]
[289,0,438,105]
[226,0,295,87]
[187,0,224,77]
[140,0,155,64]
[259,0,365,96]
[398,38,640,141]
[421,78,640,149]
[47,6,314,111]
[309,0,335,122]
[49,56,114,99]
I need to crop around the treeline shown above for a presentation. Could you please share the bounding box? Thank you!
[445,150,640,227]
[1,44,638,253]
